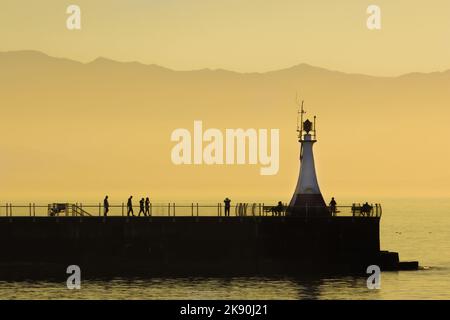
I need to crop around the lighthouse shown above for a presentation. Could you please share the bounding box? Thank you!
[288,102,329,217]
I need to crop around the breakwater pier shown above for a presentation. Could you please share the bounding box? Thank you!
[0,202,417,278]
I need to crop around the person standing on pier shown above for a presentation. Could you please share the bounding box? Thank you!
[145,197,150,216]
[127,196,134,216]
[104,195,109,216]
[138,198,146,216]
[329,197,337,216]
[224,197,231,216]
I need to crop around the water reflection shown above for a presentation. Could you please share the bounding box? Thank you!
[0,275,383,300]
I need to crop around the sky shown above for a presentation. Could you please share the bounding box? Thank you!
[0,0,449,204]
[1,0,450,75]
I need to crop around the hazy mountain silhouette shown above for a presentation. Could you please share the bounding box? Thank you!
[1,50,449,200]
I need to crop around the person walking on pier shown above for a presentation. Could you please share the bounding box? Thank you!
[224,197,231,216]
[329,197,337,216]
[145,197,150,216]
[139,198,146,216]
[127,196,134,216]
[104,195,109,217]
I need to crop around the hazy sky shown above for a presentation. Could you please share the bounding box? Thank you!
[1,1,449,203]
[1,0,450,75]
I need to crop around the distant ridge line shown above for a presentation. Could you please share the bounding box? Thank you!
[1,49,450,78]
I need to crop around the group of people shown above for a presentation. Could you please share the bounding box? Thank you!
[358,202,373,216]
[103,195,151,217]
[102,196,372,217]
[329,197,373,216]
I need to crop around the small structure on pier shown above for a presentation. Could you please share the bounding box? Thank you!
[288,101,329,217]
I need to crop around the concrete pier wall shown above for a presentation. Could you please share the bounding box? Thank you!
[0,216,380,276]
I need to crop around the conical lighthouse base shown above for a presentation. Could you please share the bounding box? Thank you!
[287,122,330,217]
[288,193,329,217]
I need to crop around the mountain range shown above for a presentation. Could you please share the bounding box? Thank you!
[1,50,449,201]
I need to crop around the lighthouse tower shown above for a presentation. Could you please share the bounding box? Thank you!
[288,102,329,217]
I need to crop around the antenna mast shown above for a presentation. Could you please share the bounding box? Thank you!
[313,115,317,140]
[296,95,306,141]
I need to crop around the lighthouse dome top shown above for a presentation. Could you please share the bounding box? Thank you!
[303,119,313,133]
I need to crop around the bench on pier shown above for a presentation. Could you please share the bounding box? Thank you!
[351,204,373,217]
[48,203,67,216]
[263,205,284,216]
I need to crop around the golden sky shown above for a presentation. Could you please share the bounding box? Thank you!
[0,1,449,203]
[1,0,450,75]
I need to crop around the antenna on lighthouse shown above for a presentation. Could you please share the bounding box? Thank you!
[295,94,306,141]
[314,115,317,140]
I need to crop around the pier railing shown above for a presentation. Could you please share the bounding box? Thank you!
[0,202,382,218]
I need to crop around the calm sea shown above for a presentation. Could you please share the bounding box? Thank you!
[0,198,449,300]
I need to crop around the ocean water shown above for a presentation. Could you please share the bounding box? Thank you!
[0,198,449,300]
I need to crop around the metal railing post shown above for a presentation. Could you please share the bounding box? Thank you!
[191,203,194,216]
[196,203,199,216]
[168,203,170,216]
[173,203,176,216]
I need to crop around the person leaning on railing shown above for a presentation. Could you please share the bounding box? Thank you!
[224,197,231,216]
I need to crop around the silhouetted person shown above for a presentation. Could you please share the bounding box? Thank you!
[224,197,231,216]
[362,202,372,216]
[145,197,150,216]
[329,197,337,216]
[104,195,109,216]
[276,201,284,216]
[352,203,357,216]
[138,198,145,216]
[127,196,134,216]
